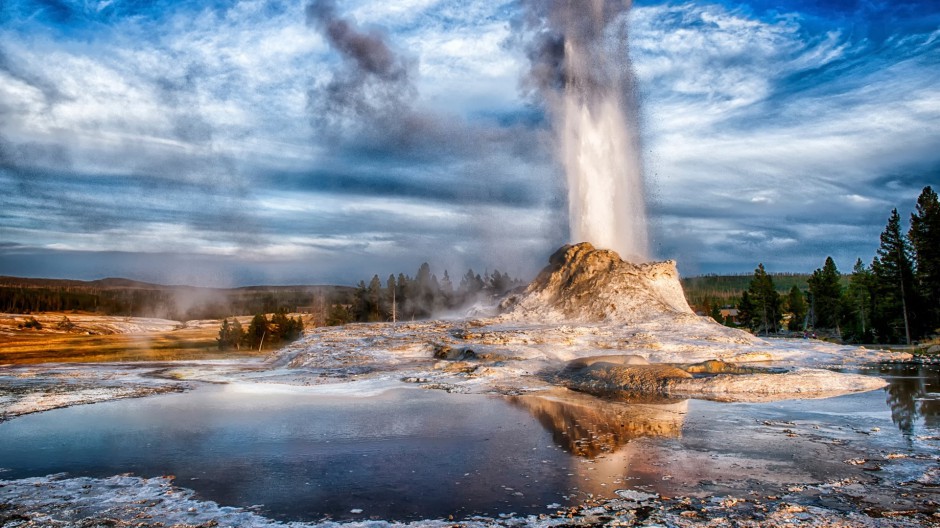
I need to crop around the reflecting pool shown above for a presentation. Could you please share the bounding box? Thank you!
[1,365,937,522]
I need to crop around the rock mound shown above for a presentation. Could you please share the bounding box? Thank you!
[499,242,696,324]
[554,356,888,403]
[560,363,694,397]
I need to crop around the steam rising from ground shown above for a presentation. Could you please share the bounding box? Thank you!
[523,0,649,261]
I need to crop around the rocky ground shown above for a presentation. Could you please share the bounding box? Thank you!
[1,467,937,527]
[0,363,190,422]
[266,318,900,401]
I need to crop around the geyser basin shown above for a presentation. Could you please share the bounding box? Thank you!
[266,242,906,402]
[1,365,937,525]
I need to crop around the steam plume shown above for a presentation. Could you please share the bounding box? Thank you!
[522,0,649,261]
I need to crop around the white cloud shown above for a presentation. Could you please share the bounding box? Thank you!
[631,2,940,268]
[349,0,444,24]
[408,21,523,114]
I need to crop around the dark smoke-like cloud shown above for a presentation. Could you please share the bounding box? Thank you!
[518,0,635,104]
[304,0,550,166]
[306,0,409,82]
[305,0,423,151]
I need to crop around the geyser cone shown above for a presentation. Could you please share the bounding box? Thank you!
[498,242,692,323]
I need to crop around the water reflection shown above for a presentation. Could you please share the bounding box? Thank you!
[0,387,588,521]
[879,364,940,434]
[507,389,688,458]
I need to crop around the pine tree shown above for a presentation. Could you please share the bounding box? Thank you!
[367,275,383,321]
[396,273,409,317]
[270,309,291,342]
[326,304,351,326]
[271,311,303,342]
[439,270,454,308]
[230,318,244,349]
[430,273,443,313]
[351,280,368,322]
[489,269,512,294]
[708,302,723,324]
[216,318,246,350]
[217,318,231,350]
[842,259,875,343]
[807,257,842,330]
[742,264,782,335]
[909,186,940,333]
[786,285,807,331]
[738,290,753,329]
[459,269,484,296]
[245,313,269,350]
[871,209,915,344]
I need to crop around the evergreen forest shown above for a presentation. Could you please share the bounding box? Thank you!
[706,186,939,344]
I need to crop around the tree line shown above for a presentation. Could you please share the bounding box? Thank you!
[217,310,305,350]
[0,281,351,322]
[735,186,939,344]
[327,264,526,324]
[683,273,814,312]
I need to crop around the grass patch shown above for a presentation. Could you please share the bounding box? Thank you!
[0,315,269,364]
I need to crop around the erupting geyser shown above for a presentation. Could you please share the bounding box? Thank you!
[525,0,648,261]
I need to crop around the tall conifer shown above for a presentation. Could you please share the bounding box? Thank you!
[842,259,875,343]
[786,285,807,331]
[872,209,915,344]
[807,257,842,330]
[742,263,782,335]
[909,186,940,333]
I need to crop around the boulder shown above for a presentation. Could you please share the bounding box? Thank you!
[559,363,693,397]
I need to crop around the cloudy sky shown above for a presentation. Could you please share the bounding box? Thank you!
[1,0,938,286]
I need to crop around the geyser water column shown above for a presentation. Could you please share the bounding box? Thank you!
[562,72,647,261]
[525,0,649,261]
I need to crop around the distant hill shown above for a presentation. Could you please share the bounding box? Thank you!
[0,276,354,322]
[0,276,169,290]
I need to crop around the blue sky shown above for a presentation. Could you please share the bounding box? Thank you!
[1,0,938,286]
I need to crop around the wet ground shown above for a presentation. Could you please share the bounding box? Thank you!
[0,364,937,525]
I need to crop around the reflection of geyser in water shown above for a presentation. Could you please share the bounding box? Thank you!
[526,0,649,260]
[508,389,686,496]
[508,389,686,457]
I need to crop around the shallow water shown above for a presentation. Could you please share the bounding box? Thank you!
[0,385,587,521]
[876,363,940,435]
[0,365,937,522]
